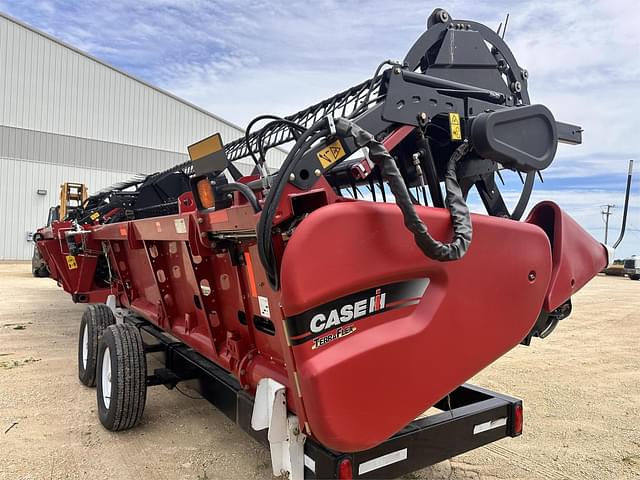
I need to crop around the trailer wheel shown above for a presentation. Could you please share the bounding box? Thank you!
[78,305,115,387]
[96,324,147,431]
[630,274,640,281]
[32,265,49,277]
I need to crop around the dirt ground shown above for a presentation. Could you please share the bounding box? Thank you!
[0,262,638,480]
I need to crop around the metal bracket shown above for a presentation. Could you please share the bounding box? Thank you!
[106,294,126,325]
[251,378,306,480]
[326,115,336,136]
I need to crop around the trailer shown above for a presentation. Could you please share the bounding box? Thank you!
[624,256,640,280]
[127,311,523,479]
[35,8,625,479]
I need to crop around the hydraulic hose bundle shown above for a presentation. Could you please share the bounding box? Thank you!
[257,118,331,289]
[257,117,473,289]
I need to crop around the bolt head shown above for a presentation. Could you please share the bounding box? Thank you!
[511,81,522,93]
[314,169,321,177]
[528,271,536,281]
[289,173,296,181]
[522,69,529,79]
[393,67,401,74]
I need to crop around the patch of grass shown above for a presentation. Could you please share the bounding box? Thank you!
[0,357,41,369]
[1,322,32,328]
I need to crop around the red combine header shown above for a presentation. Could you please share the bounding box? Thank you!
[35,8,621,479]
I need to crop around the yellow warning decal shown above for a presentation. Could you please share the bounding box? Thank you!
[317,139,346,169]
[90,212,100,220]
[66,255,78,270]
[449,112,462,140]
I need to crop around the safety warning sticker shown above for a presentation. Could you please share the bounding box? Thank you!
[317,139,346,169]
[449,112,462,140]
[174,218,187,234]
[66,255,78,270]
[258,296,271,318]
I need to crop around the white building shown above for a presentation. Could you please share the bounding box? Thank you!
[0,12,285,260]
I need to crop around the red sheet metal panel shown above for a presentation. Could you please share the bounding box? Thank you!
[526,201,608,312]
[34,197,605,453]
[280,201,552,451]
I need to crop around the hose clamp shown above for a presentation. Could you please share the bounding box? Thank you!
[326,115,336,136]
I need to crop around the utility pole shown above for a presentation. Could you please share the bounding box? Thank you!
[601,204,615,244]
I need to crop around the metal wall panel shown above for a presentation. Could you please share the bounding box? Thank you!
[0,125,186,173]
[0,124,256,175]
[0,155,258,260]
[0,13,286,260]
[0,157,130,260]
[0,14,286,170]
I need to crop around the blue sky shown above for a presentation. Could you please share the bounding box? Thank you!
[2,0,639,258]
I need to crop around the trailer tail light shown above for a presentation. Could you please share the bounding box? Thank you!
[338,457,353,479]
[197,179,215,209]
[513,403,523,436]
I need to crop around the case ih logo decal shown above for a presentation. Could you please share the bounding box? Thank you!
[310,288,385,334]
[286,278,429,348]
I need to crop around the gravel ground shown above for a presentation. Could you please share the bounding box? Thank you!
[0,262,638,479]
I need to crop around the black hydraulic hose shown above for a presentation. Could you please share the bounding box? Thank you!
[349,59,397,119]
[257,119,330,288]
[257,119,305,165]
[217,182,261,213]
[334,117,472,261]
[260,129,329,286]
[245,114,284,168]
[245,114,305,168]
[257,117,473,289]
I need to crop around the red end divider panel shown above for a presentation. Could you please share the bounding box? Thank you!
[281,201,552,451]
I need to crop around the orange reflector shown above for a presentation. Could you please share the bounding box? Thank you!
[197,179,215,209]
[338,458,353,480]
[244,251,257,297]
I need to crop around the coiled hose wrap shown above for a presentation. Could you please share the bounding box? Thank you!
[335,117,472,261]
[258,117,473,289]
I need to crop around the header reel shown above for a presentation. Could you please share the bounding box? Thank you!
[70,8,582,247]
[278,8,581,222]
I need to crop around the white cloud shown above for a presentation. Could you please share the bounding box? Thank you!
[1,0,638,256]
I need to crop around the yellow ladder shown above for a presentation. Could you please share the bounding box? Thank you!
[60,182,88,219]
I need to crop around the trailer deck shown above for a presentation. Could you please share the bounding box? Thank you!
[135,313,522,479]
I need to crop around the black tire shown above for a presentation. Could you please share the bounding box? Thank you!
[32,266,49,278]
[630,274,640,281]
[96,324,147,431]
[78,305,115,387]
